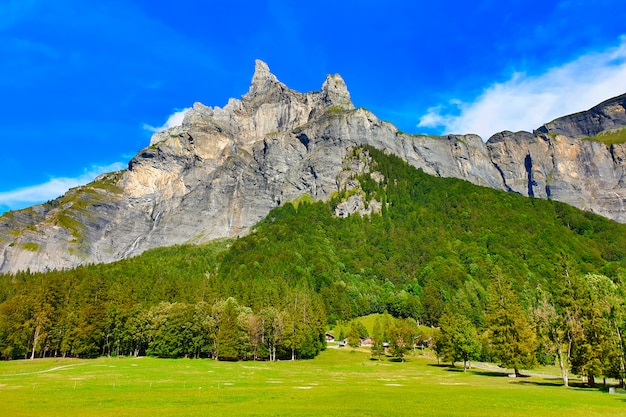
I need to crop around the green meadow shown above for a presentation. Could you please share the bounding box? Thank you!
[0,348,624,417]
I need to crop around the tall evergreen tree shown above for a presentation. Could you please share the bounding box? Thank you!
[486,273,537,377]
[215,298,241,361]
[569,274,621,387]
[371,317,385,360]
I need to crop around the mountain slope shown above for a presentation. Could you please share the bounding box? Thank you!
[1,146,624,344]
[1,60,626,273]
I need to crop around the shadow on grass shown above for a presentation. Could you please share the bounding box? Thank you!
[426,362,626,391]
[565,381,597,389]
[514,380,564,388]
[447,368,508,377]
[469,370,511,378]
[427,363,452,369]
[427,363,510,377]
[512,379,625,390]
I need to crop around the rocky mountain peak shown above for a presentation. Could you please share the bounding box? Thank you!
[1,60,626,274]
[248,59,281,96]
[321,73,354,110]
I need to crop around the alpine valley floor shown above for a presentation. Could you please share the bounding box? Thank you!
[0,347,624,417]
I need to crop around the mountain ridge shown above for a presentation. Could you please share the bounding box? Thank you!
[535,92,626,138]
[1,60,625,273]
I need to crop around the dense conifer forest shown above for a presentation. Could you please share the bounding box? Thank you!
[1,147,625,386]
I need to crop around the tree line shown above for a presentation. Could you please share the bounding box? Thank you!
[434,265,626,387]
[0,276,325,361]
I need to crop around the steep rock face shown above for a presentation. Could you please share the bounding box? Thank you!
[334,148,384,218]
[487,131,626,221]
[1,60,625,273]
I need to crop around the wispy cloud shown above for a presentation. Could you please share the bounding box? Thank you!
[143,108,190,133]
[418,36,626,140]
[0,162,126,214]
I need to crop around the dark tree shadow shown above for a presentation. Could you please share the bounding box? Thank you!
[468,370,511,378]
[427,363,513,378]
[514,380,564,388]
[427,362,626,392]
[428,363,451,368]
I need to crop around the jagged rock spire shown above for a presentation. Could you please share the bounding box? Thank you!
[321,73,354,110]
[3,60,625,274]
[249,59,280,95]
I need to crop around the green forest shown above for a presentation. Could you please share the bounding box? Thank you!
[1,146,625,387]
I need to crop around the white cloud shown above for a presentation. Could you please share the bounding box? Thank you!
[418,36,626,140]
[143,108,190,133]
[0,162,126,213]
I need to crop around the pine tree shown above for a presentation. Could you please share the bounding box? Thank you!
[371,317,384,360]
[347,321,361,348]
[486,274,537,377]
[215,298,241,361]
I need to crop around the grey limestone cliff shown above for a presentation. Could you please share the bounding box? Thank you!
[1,60,625,273]
[536,93,626,138]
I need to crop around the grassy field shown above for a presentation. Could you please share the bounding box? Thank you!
[0,348,624,417]
[329,314,436,342]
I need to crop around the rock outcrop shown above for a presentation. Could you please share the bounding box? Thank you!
[1,60,625,273]
[536,93,626,138]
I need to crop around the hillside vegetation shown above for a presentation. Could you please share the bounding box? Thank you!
[1,146,625,385]
[584,128,626,145]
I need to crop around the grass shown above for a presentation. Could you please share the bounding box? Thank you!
[19,242,40,252]
[326,106,346,116]
[583,128,626,145]
[0,348,624,417]
[291,194,315,211]
[398,132,442,139]
[55,213,85,240]
[330,314,435,342]
[330,314,382,337]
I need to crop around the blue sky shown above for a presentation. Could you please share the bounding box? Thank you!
[1,0,626,214]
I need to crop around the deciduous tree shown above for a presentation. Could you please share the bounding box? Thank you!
[436,308,481,371]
